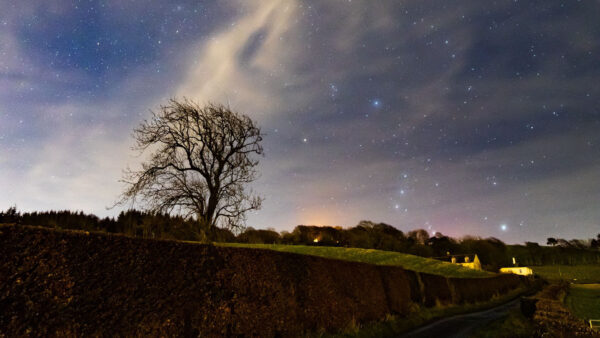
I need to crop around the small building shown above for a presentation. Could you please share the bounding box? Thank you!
[499,267,533,276]
[435,254,482,271]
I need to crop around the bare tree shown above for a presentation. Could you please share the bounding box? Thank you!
[117,98,263,233]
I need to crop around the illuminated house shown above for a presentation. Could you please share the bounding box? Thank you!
[499,267,533,276]
[436,254,482,270]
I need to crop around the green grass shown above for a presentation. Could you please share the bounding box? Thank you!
[566,284,600,321]
[531,265,600,283]
[219,243,493,278]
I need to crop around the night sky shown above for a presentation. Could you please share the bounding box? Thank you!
[1,1,599,244]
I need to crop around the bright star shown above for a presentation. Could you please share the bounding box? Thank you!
[500,224,508,231]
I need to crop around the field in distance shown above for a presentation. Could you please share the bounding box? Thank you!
[565,284,600,321]
[532,265,600,284]
[219,243,493,278]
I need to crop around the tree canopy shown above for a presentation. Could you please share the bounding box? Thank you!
[118,98,263,233]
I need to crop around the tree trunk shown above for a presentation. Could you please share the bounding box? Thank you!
[205,189,219,229]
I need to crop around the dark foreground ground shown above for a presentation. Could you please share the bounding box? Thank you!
[0,224,525,337]
[403,298,521,338]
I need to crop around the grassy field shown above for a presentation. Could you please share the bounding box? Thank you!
[531,265,600,283]
[219,243,493,278]
[565,284,600,321]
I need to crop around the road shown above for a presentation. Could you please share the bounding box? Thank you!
[402,298,521,338]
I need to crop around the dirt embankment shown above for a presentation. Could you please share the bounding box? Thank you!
[0,225,526,337]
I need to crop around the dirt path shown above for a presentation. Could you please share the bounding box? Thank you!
[402,298,521,338]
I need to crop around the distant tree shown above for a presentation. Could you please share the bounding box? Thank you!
[356,220,377,229]
[590,238,599,250]
[525,241,540,248]
[117,98,264,234]
[345,225,374,248]
[372,223,404,238]
[209,226,236,242]
[547,237,557,246]
[371,223,406,251]
[427,233,458,257]
[569,239,587,249]
[237,227,281,244]
[408,229,430,245]
[0,206,19,224]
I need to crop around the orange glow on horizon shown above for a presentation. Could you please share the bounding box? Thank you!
[298,207,340,227]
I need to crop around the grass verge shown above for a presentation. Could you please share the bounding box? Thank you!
[532,265,600,283]
[565,284,600,321]
[219,243,493,278]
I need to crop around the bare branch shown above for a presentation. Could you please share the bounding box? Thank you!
[115,98,263,233]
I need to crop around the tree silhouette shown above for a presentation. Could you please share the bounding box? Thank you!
[408,229,430,245]
[117,98,263,233]
[547,237,557,246]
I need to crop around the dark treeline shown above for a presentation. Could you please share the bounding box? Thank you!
[251,221,600,269]
[0,207,203,241]
[1,208,598,270]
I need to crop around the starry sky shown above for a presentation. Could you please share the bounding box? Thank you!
[1,0,599,244]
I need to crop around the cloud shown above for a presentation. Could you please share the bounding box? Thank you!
[176,0,303,119]
[174,0,418,122]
